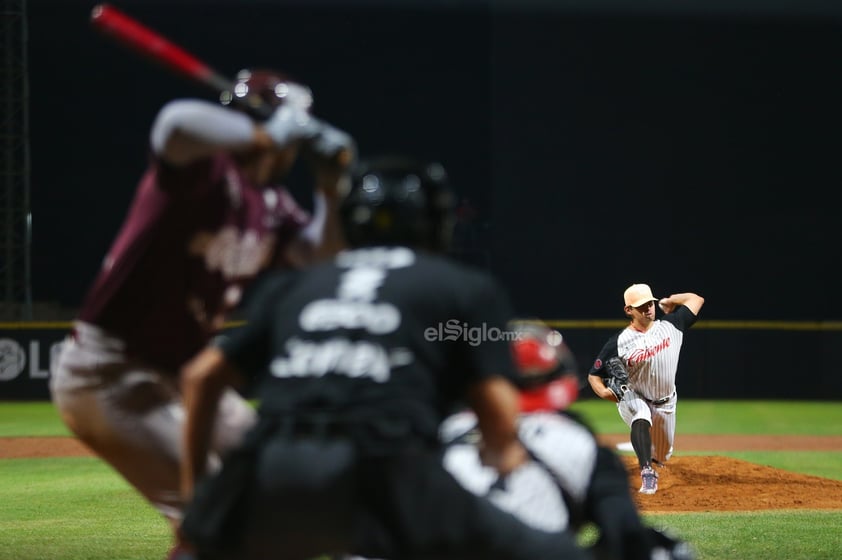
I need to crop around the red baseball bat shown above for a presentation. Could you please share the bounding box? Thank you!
[89,3,273,118]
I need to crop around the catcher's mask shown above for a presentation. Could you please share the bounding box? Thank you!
[510,321,580,412]
[220,68,313,120]
[340,156,455,252]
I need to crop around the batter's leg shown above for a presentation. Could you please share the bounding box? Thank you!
[51,343,256,527]
[51,359,186,524]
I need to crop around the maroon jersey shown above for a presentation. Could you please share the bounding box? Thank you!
[78,152,310,372]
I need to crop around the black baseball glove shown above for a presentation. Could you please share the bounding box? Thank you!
[603,357,629,401]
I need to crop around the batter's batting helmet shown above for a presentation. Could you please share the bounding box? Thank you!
[340,157,455,252]
[220,68,313,120]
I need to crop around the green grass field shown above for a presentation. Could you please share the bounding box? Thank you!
[1,399,841,560]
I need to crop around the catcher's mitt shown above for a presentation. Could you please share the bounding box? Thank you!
[603,357,629,401]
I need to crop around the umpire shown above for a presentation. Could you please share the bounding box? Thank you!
[177,157,593,560]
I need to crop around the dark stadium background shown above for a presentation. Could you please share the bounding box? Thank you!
[3,0,838,399]
[26,0,842,322]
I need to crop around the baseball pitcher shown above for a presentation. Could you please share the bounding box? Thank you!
[587,283,705,495]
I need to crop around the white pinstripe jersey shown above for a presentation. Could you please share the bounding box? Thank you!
[589,306,698,402]
[439,410,598,531]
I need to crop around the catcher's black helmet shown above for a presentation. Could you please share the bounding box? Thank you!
[340,157,455,252]
[220,68,313,120]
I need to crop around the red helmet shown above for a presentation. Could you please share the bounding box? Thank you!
[510,321,580,412]
[220,68,313,119]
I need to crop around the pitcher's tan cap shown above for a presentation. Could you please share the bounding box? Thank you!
[624,283,658,308]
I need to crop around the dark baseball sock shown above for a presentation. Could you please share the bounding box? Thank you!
[630,419,653,470]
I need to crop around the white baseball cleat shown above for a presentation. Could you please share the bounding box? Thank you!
[639,465,658,494]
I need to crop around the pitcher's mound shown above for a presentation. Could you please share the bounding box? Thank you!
[622,455,842,512]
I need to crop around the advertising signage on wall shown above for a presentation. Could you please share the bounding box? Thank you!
[1,322,839,400]
[0,326,69,400]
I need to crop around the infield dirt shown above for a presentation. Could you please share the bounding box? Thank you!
[3,434,842,513]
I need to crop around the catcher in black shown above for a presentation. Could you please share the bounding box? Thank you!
[177,157,593,560]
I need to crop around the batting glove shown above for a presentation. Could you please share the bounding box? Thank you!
[308,121,356,164]
[263,105,321,148]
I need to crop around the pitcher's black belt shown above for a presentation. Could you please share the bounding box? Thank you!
[642,391,675,405]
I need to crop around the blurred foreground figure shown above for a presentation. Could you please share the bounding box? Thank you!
[177,157,594,560]
[49,68,354,558]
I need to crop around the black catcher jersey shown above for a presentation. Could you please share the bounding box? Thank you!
[218,246,520,448]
